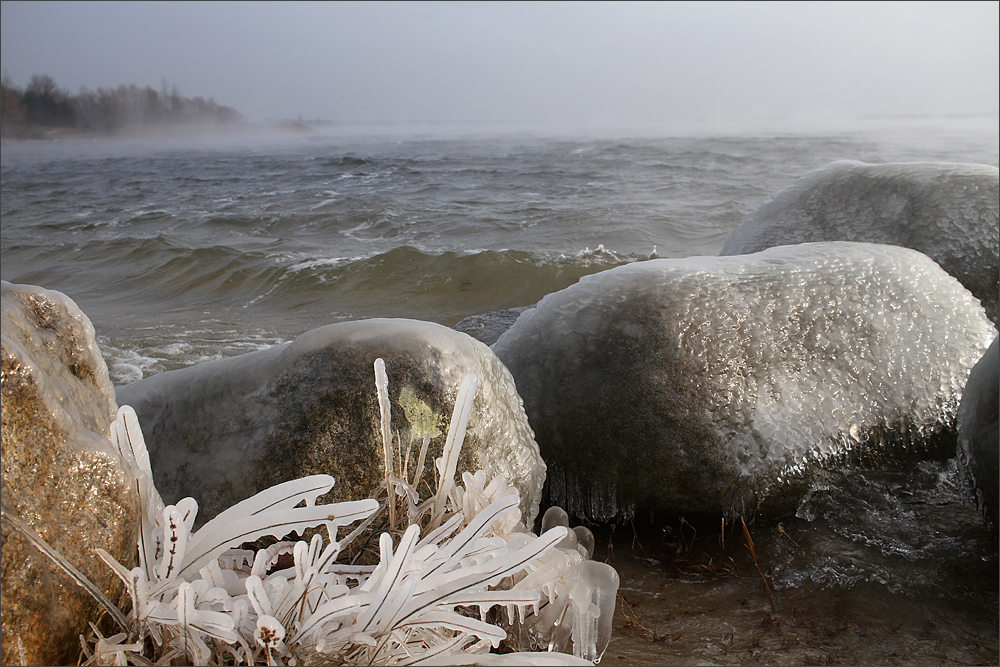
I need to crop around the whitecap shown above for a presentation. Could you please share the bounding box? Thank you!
[109,363,145,385]
[309,198,337,210]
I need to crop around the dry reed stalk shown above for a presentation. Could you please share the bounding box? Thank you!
[740,516,776,611]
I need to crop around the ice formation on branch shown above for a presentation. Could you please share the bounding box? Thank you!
[57,359,620,665]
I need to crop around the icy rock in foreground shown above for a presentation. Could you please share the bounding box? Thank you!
[957,335,999,530]
[116,318,545,526]
[493,243,997,520]
[1,281,139,666]
[721,161,999,326]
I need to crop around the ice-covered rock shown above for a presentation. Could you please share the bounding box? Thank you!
[493,243,997,520]
[957,335,999,529]
[116,318,546,526]
[721,161,999,326]
[1,282,139,667]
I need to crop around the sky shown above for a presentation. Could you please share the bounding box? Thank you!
[1,1,998,132]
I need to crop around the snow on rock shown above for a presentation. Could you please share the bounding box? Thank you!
[957,335,999,529]
[721,161,999,326]
[492,243,997,520]
[116,318,545,526]
[1,281,139,667]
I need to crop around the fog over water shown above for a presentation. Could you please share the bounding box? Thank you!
[2,1,997,131]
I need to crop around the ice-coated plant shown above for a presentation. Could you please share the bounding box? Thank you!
[8,359,619,665]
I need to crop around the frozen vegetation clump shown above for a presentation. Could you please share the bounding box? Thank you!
[6,359,617,666]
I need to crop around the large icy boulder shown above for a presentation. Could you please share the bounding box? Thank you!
[116,318,546,526]
[957,335,999,530]
[492,243,997,520]
[1,282,139,667]
[720,161,999,326]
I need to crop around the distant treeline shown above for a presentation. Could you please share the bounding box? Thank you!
[1,74,242,138]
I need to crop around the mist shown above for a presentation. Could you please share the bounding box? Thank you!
[2,1,998,135]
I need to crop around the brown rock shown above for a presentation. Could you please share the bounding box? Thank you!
[1,281,139,666]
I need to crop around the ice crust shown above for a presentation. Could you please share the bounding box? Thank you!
[116,318,546,526]
[527,505,619,662]
[493,242,998,519]
[1,282,140,666]
[1,281,119,456]
[721,161,1000,326]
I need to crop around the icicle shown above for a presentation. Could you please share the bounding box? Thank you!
[375,358,396,530]
[432,372,479,524]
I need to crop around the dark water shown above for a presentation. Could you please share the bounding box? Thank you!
[598,458,998,666]
[2,123,998,664]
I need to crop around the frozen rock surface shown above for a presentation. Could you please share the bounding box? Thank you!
[721,161,999,326]
[493,243,997,520]
[1,281,139,667]
[957,335,999,529]
[116,318,546,526]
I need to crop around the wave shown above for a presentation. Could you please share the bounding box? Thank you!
[245,245,643,323]
[86,243,645,382]
[19,237,646,326]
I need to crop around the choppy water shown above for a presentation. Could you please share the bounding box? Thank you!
[2,122,997,664]
[3,124,997,384]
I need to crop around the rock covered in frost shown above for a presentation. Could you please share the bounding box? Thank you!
[957,335,999,529]
[721,161,1000,326]
[493,243,997,520]
[116,318,546,526]
[1,281,139,667]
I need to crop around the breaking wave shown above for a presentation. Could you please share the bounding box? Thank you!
[27,236,646,327]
